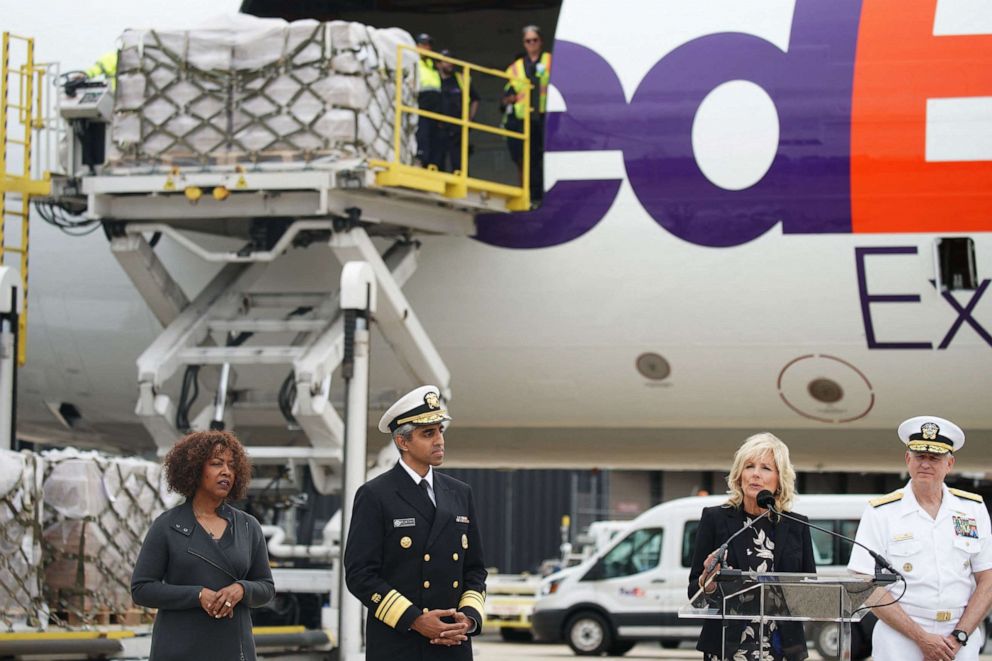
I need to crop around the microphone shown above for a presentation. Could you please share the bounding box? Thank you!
[705,490,775,574]
[757,491,901,580]
[690,494,774,603]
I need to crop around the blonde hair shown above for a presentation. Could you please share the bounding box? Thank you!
[725,432,797,512]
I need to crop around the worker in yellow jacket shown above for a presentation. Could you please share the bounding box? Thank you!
[415,34,443,168]
[501,26,552,205]
[85,50,118,89]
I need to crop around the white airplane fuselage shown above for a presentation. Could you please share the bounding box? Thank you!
[7,0,992,473]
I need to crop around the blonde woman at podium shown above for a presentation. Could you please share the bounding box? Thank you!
[688,433,816,661]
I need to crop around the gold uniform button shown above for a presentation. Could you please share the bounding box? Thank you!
[423,581,430,589]
[424,554,431,562]
[453,580,459,588]
[400,536,412,549]
[423,608,429,614]
[903,562,913,573]
[453,552,459,561]
[461,534,469,549]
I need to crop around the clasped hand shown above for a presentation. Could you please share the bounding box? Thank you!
[412,608,471,646]
[915,632,958,661]
[198,582,245,619]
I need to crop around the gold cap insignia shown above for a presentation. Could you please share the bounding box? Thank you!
[371,593,382,603]
[461,534,468,549]
[425,392,440,409]
[921,422,939,440]
[400,536,412,549]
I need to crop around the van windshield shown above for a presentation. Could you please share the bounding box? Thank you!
[586,528,663,580]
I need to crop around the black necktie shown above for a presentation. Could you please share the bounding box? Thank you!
[419,479,436,512]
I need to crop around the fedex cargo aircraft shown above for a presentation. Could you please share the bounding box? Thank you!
[6,0,991,473]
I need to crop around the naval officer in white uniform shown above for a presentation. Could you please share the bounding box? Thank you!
[848,416,992,661]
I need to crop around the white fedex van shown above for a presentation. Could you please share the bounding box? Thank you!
[532,494,887,658]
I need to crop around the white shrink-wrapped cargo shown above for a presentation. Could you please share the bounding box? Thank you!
[0,450,44,631]
[40,449,180,624]
[109,15,417,171]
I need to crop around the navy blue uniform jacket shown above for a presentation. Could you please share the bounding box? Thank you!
[344,462,487,661]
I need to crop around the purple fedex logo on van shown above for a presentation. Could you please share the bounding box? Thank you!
[476,0,992,249]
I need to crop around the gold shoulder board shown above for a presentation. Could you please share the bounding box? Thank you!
[949,488,984,503]
[869,491,903,508]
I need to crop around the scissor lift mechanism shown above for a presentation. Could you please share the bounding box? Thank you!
[98,163,486,492]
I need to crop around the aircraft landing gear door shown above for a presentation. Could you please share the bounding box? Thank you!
[591,528,665,629]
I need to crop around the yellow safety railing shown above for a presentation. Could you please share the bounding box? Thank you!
[1,32,51,365]
[369,44,531,212]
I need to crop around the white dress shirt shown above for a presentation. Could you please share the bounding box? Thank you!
[398,457,436,506]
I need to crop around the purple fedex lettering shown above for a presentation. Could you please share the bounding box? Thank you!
[475,41,624,249]
[855,247,932,350]
[478,1,863,249]
[929,280,992,349]
[626,0,861,247]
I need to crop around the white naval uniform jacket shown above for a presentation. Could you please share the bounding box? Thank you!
[848,481,992,608]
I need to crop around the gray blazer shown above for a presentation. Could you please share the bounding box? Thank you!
[131,501,275,661]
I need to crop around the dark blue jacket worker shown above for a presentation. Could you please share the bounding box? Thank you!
[344,386,487,661]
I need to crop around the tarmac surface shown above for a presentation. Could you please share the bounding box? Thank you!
[471,634,992,660]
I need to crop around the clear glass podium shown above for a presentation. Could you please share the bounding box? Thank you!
[679,570,894,660]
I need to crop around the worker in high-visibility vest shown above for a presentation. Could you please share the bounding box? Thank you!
[85,50,118,90]
[415,33,443,168]
[501,25,552,205]
[436,49,480,174]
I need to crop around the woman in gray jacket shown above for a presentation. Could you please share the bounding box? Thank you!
[132,431,275,661]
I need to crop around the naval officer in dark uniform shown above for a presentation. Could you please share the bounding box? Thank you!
[344,385,487,660]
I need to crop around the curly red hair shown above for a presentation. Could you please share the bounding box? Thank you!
[163,431,252,500]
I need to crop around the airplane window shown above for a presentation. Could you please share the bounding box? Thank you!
[587,528,663,580]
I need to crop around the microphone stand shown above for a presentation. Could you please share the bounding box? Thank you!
[759,500,900,584]
[689,508,772,604]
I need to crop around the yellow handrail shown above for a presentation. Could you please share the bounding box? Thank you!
[374,44,532,211]
[1,32,50,365]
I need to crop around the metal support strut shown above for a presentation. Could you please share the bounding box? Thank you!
[338,262,376,661]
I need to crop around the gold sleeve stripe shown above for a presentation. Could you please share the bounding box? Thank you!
[458,589,486,615]
[382,592,413,629]
[374,590,400,621]
[374,590,413,628]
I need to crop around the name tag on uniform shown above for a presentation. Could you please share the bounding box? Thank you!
[892,532,914,541]
[456,515,470,524]
[953,515,978,538]
[393,518,416,528]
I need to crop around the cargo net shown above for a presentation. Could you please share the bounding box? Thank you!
[109,16,417,171]
[0,450,44,631]
[40,449,180,627]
